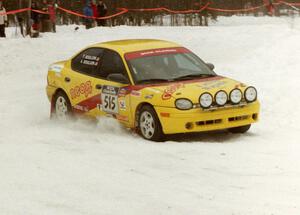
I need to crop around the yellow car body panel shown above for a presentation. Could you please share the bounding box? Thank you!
[46,39,260,135]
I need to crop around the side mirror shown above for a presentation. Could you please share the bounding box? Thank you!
[206,63,215,71]
[107,73,129,84]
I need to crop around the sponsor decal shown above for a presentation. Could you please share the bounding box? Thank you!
[49,64,64,73]
[119,100,126,110]
[131,90,141,97]
[235,83,247,88]
[73,105,89,112]
[118,88,128,97]
[97,104,102,110]
[145,94,154,99]
[116,115,129,122]
[125,47,191,60]
[162,83,184,100]
[200,80,226,90]
[73,94,101,114]
[102,85,119,96]
[70,81,92,99]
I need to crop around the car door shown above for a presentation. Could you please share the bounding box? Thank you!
[62,47,105,117]
[93,49,132,123]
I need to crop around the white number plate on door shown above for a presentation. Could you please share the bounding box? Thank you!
[101,85,119,114]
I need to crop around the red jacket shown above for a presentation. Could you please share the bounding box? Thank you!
[91,3,98,18]
[48,5,56,22]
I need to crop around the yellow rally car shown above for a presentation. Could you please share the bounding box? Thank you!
[46,39,260,141]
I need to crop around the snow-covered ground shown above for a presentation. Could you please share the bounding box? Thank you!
[1,16,300,215]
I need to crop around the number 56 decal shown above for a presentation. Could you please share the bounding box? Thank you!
[101,85,119,114]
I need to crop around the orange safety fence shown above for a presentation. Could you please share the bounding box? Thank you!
[0,1,300,18]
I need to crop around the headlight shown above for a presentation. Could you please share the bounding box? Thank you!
[244,86,257,102]
[199,92,213,109]
[175,99,193,110]
[230,89,242,104]
[215,90,228,106]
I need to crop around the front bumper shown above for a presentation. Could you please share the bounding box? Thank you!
[154,101,260,134]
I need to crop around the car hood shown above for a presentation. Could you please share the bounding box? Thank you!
[141,76,248,104]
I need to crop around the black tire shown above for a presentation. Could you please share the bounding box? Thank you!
[138,105,164,141]
[228,124,251,134]
[52,91,73,120]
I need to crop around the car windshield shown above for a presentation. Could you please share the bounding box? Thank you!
[125,48,216,84]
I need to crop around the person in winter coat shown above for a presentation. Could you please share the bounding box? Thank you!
[31,2,40,24]
[91,0,98,25]
[0,0,8,38]
[97,0,107,26]
[47,1,56,32]
[41,0,50,20]
[264,0,274,16]
[83,2,93,29]
[30,2,40,37]
[40,0,50,32]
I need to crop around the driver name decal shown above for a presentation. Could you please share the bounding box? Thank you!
[80,54,100,66]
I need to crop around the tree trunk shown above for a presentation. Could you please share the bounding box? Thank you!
[27,0,32,35]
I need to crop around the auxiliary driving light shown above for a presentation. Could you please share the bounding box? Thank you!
[199,93,213,109]
[215,90,228,106]
[230,89,242,104]
[244,86,257,102]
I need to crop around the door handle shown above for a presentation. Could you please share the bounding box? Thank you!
[64,77,71,82]
[95,84,102,90]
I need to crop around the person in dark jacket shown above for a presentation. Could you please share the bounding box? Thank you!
[97,0,107,26]
[31,2,40,24]
[0,0,8,38]
[83,2,93,29]
[30,2,40,37]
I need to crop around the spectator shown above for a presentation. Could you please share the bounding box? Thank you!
[97,0,107,26]
[47,0,56,32]
[91,0,98,26]
[41,0,50,20]
[83,2,93,29]
[30,2,40,37]
[40,0,50,32]
[264,0,274,16]
[0,0,8,38]
[31,2,40,24]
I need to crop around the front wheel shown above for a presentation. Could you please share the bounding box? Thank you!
[52,91,73,120]
[138,105,164,141]
[228,124,251,134]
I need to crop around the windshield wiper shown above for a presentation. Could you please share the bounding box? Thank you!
[137,79,173,84]
[174,74,216,81]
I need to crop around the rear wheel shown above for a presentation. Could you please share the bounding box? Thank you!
[53,91,73,120]
[228,124,251,134]
[138,105,164,141]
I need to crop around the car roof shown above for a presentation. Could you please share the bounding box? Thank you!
[91,39,181,54]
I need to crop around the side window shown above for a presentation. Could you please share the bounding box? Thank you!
[97,50,128,82]
[71,48,104,76]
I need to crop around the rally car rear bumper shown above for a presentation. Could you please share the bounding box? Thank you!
[155,101,260,134]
